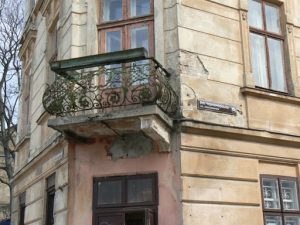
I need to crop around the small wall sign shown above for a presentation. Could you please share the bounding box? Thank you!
[197,100,238,115]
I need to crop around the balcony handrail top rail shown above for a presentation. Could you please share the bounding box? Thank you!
[51,48,171,78]
[51,48,149,75]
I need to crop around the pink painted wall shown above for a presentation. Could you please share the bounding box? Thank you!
[68,138,182,225]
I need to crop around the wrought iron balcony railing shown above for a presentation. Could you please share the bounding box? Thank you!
[42,48,179,117]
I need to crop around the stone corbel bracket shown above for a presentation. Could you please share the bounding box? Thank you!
[140,116,171,152]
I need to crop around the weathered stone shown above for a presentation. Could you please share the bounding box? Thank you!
[108,133,153,160]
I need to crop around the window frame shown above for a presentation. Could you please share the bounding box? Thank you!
[128,21,154,56]
[98,0,154,56]
[45,173,56,225]
[260,175,300,225]
[21,67,32,131]
[99,0,154,24]
[100,27,125,53]
[47,17,59,63]
[98,0,155,89]
[248,0,288,93]
[93,173,158,225]
[93,173,158,209]
[19,192,26,225]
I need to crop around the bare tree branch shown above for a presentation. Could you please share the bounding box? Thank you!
[0,0,23,219]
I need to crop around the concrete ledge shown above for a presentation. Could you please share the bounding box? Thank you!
[180,120,300,147]
[241,87,300,105]
[48,105,173,128]
[48,105,174,151]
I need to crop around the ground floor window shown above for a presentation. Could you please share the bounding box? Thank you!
[19,192,26,225]
[93,173,157,225]
[45,173,56,225]
[261,175,300,225]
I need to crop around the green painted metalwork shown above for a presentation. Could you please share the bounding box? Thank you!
[42,55,179,117]
[51,48,149,75]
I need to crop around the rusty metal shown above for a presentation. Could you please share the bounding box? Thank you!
[42,52,178,117]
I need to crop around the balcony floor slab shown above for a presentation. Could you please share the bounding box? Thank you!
[48,105,174,151]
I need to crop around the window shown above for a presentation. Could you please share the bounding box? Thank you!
[48,21,58,63]
[19,192,26,225]
[19,68,32,140]
[99,0,154,56]
[45,174,55,225]
[47,20,58,86]
[261,176,300,225]
[23,74,31,128]
[99,0,154,87]
[93,174,157,225]
[248,0,287,92]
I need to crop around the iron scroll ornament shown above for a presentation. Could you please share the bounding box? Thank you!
[42,59,179,117]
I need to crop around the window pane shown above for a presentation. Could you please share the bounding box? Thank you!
[125,211,145,225]
[131,0,151,17]
[46,191,55,225]
[265,215,282,225]
[262,178,281,209]
[97,214,124,225]
[105,64,122,88]
[267,38,286,92]
[103,0,122,22]
[280,180,299,210]
[285,216,300,225]
[131,26,150,85]
[131,60,150,86]
[106,30,122,52]
[105,31,122,87]
[127,178,153,203]
[97,180,122,205]
[248,0,263,29]
[250,33,269,88]
[131,26,149,51]
[265,3,281,34]
[47,174,55,189]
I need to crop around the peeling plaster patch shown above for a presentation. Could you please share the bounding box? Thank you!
[181,84,197,110]
[108,133,153,160]
[180,51,209,78]
[197,55,209,75]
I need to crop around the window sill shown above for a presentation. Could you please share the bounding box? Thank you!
[241,87,300,105]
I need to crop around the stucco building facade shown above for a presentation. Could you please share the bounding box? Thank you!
[12,0,300,225]
[0,149,10,222]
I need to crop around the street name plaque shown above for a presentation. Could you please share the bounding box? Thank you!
[197,100,237,115]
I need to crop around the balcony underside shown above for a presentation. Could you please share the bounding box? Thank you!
[48,105,173,152]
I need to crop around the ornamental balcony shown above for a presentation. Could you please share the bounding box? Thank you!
[43,48,179,152]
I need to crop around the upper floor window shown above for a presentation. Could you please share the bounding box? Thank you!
[93,173,157,225]
[22,70,31,127]
[47,19,59,85]
[248,0,287,92]
[98,0,154,87]
[99,0,154,56]
[48,20,58,63]
[18,67,32,141]
[261,176,300,225]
